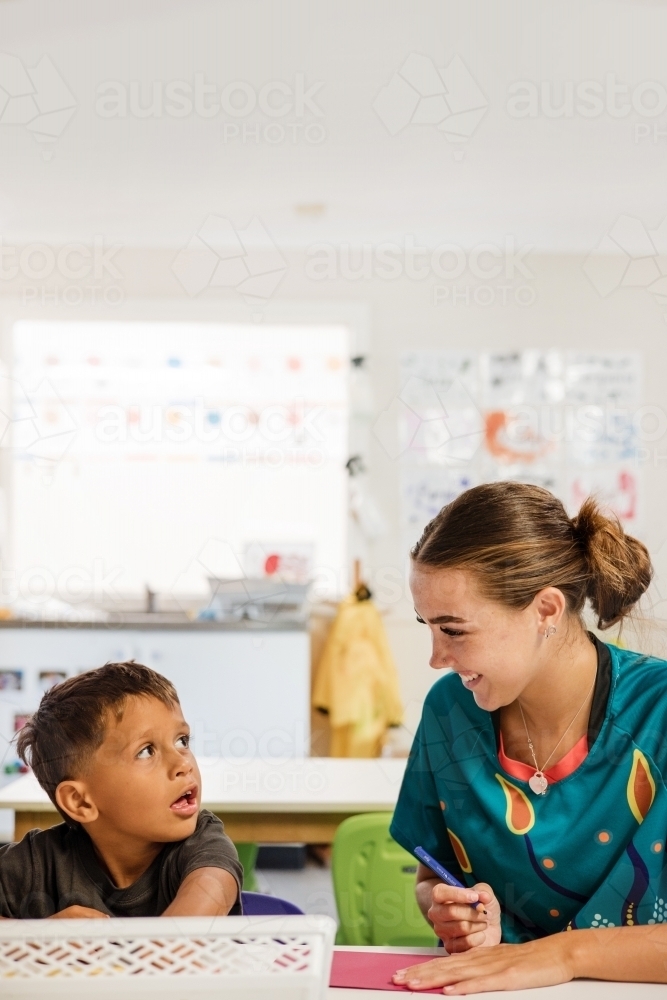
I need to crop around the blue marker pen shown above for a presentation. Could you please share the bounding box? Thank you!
[414,845,487,913]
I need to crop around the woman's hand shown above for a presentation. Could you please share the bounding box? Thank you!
[427,882,502,952]
[393,934,575,994]
[50,906,110,919]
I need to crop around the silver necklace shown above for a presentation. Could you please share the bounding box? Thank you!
[517,674,596,795]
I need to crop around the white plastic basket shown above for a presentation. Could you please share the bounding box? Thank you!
[0,915,336,1000]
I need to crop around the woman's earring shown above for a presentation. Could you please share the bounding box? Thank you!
[544,625,557,638]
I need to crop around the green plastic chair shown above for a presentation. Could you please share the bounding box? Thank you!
[235,842,259,893]
[332,813,437,947]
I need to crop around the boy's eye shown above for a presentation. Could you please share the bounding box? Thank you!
[137,744,154,759]
[415,615,426,624]
[176,734,190,749]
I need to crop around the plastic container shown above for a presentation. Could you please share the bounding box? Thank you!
[207,577,310,622]
[0,914,336,1000]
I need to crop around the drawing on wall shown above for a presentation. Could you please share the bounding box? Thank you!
[568,469,638,526]
[0,670,22,691]
[567,409,639,467]
[38,670,68,692]
[398,351,642,547]
[401,466,477,540]
[395,368,485,469]
[481,350,565,407]
[401,351,478,396]
[483,409,555,465]
[564,353,642,407]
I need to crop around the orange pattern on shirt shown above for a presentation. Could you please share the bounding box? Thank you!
[627,748,656,824]
[448,828,473,874]
[495,773,535,835]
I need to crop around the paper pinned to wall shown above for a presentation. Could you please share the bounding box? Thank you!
[568,468,639,526]
[481,350,565,407]
[565,353,642,407]
[401,466,477,548]
[397,374,484,467]
[401,351,478,395]
[568,409,640,466]
[482,408,557,466]
[398,350,643,539]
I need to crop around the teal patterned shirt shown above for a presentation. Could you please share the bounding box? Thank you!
[390,640,667,941]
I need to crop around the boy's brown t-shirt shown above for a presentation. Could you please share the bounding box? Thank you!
[0,809,243,918]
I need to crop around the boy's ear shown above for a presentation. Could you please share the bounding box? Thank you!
[55,780,99,826]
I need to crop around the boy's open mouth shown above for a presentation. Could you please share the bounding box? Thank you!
[170,786,198,816]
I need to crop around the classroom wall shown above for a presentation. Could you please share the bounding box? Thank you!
[2,245,666,726]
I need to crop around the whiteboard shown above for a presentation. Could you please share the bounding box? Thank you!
[8,321,349,597]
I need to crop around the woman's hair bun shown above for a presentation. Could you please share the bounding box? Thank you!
[411,482,652,631]
[571,497,653,629]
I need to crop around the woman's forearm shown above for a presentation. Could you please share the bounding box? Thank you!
[569,925,667,983]
[392,922,667,994]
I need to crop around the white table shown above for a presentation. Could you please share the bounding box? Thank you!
[0,756,407,842]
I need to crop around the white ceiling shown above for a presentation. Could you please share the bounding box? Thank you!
[0,0,666,252]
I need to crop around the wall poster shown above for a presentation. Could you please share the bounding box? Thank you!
[398,351,642,548]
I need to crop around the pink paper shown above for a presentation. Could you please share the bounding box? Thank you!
[330,950,442,992]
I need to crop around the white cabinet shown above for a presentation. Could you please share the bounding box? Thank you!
[0,626,310,764]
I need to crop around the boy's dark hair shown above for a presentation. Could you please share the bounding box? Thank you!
[16,661,179,819]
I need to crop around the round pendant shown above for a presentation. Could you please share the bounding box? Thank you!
[529,771,549,795]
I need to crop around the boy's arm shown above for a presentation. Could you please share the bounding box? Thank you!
[162,811,243,916]
[161,866,239,917]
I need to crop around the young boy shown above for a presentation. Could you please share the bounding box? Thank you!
[0,661,242,918]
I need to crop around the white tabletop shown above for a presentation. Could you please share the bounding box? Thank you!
[0,756,407,813]
[329,980,664,997]
[328,986,664,998]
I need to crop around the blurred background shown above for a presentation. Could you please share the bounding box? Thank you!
[0,0,666,918]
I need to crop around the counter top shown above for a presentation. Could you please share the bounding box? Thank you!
[0,614,307,631]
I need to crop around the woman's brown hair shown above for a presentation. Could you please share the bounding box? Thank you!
[411,482,652,629]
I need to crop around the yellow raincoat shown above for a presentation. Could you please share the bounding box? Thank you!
[312,593,404,757]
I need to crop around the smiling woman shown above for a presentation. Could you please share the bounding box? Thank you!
[389,481,667,992]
